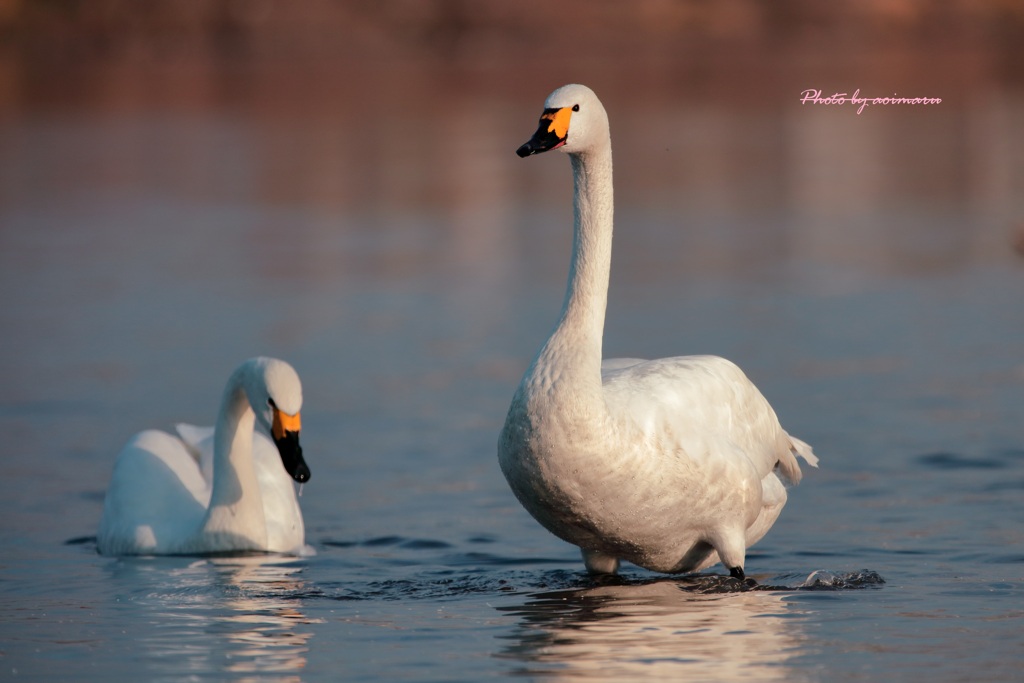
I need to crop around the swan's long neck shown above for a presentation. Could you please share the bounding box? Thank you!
[537,144,614,390]
[200,377,267,550]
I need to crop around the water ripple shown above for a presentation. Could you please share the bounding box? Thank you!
[916,452,1008,470]
[75,534,885,603]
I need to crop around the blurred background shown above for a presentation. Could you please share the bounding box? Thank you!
[2,0,1024,534]
[0,0,1022,527]
[3,0,1022,261]
[2,0,1023,505]
[2,0,1022,231]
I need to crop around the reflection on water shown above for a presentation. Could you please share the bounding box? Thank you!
[498,580,806,682]
[107,555,320,682]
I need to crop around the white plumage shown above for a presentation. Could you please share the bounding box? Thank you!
[499,84,818,577]
[97,357,311,556]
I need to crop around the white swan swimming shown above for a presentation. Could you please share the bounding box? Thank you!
[97,357,311,556]
[498,84,818,578]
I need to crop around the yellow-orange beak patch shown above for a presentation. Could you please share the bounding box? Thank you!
[516,106,573,157]
[542,107,572,141]
[272,408,301,440]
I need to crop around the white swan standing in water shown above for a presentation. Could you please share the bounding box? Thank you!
[97,357,311,556]
[499,84,818,578]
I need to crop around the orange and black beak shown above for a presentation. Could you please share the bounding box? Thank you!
[516,106,572,157]
[272,407,310,483]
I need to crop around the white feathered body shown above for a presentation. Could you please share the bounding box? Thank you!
[97,425,306,556]
[500,353,811,573]
[97,358,308,557]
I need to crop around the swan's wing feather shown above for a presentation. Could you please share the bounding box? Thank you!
[175,423,215,483]
[175,423,215,482]
[600,358,647,373]
[97,429,209,555]
[175,423,214,457]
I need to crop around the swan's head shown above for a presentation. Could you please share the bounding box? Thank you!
[516,84,609,158]
[244,357,311,484]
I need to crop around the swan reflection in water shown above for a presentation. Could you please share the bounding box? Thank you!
[497,577,808,681]
[107,554,320,682]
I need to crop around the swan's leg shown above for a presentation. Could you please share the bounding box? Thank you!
[582,548,620,575]
[713,529,751,582]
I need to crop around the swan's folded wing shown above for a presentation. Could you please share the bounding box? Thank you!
[97,429,208,555]
[601,358,647,373]
[601,354,796,480]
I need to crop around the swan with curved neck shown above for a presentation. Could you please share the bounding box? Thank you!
[499,84,818,578]
[98,357,311,556]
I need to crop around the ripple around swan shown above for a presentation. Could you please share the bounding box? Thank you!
[323,571,592,602]
[75,535,884,601]
[311,551,886,602]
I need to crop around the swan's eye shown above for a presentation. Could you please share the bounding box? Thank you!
[572,104,579,112]
[268,398,277,409]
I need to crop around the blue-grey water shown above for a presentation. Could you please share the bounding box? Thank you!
[2,33,1024,681]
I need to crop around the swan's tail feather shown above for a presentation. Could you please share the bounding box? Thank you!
[774,432,819,486]
[789,434,819,468]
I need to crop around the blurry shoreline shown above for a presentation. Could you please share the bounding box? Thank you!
[1,0,1022,113]
[1,1,1022,276]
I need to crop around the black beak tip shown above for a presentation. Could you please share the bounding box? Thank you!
[274,432,311,483]
[516,142,535,158]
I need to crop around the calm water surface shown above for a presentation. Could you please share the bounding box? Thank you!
[2,57,1023,681]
